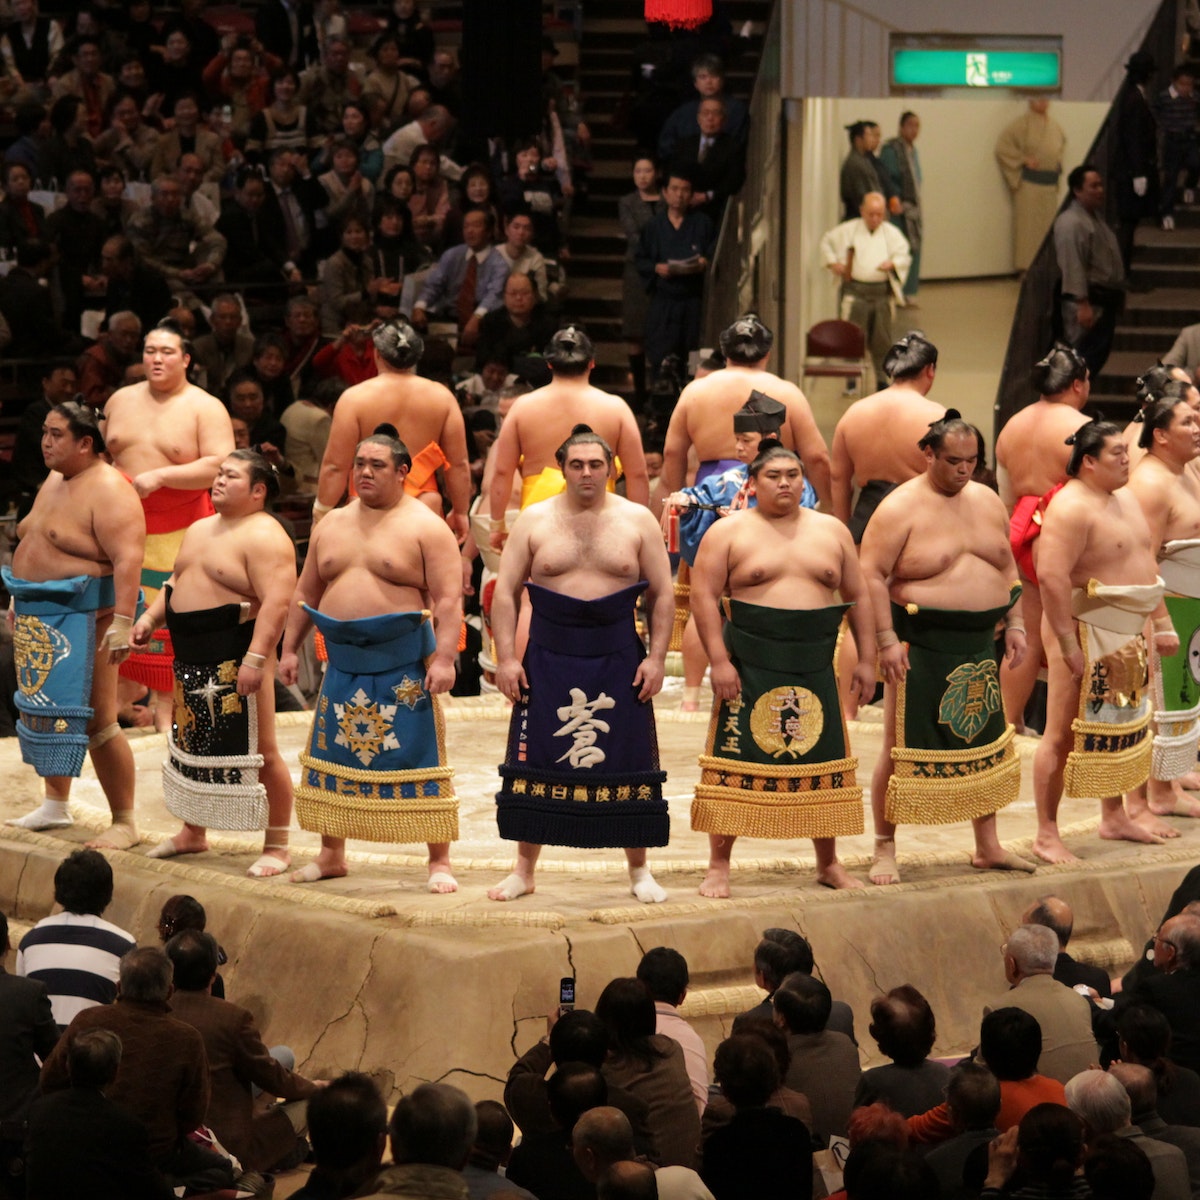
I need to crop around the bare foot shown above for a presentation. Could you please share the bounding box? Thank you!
[247,849,291,878]
[427,869,458,894]
[147,829,208,859]
[679,702,700,713]
[1032,834,1079,864]
[87,822,140,851]
[817,863,866,889]
[1148,784,1200,819]
[1099,812,1166,845]
[1134,810,1182,838]
[1176,770,1200,789]
[699,865,731,898]
[868,839,900,885]
[290,850,348,883]
[972,849,1037,873]
[488,872,534,901]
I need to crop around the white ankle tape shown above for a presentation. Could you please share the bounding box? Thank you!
[89,723,121,749]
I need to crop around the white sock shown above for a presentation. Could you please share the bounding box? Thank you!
[629,865,667,904]
[7,799,72,829]
[682,686,702,708]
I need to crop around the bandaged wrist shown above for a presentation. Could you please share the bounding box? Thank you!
[242,652,266,669]
[876,629,899,650]
[311,500,333,524]
[488,517,506,533]
[1153,616,1175,634]
[1058,634,1080,658]
[1004,612,1026,633]
[103,613,133,649]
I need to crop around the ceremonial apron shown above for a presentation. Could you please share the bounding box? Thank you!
[886,585,1022,825]
[691,601,864,840]
[496,582,668,848]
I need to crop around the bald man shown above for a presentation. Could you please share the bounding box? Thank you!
[1021,895,1112,998]
[819,191,912,383]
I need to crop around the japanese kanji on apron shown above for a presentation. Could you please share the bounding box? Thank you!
[691,601,864,840]
[496,582,668,848]
[886,585,1022,825]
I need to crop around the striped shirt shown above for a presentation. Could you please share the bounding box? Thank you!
[16,913,136,1028]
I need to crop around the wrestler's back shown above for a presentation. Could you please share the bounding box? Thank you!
[527,495,645,599]
[673,370,811,462]
[103,382,218,476]
[342,373,457,455]
[14,470,114,582]
[995,401,1088,500]
[508,384,633,476]
[724,508,848,609]
[168,512,285,616]
[886,480,1015,610]
[315,499,431,617]
[1050,481,1161,588]
[835,389,944,486]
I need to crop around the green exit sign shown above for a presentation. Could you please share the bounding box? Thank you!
[891,38,1062,91]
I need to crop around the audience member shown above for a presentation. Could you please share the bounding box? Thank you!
[284,376,343,490]
[300,36,362,136]
[408,142,454,248]
[505,1008,655,1157]
[51,35,115,138]
[149,92,223,181]
[496,207,550,301]
[924,1061,1002,1200]
[978,1103,1089,1199]
[1117,1005,1200,1128]
[191,293,253,393]
[320,215,381,334]
[986,924,1099,1084]
[465,1100,537,1200]
[93,91,159,179]
[217,166,298,288]
[15,849,135,1028]
[413,208,508,347]
[253,329,301,415]
[38,94,97,183]
[596,977,702,1169]
[1,2,63,94]
[247,71,322,163]
[25,1028,174,1200]
[202,36,281,138]
[636,946,708,1114]
[658,55,749,160]
[76,310,142,409]
[1065,1069,1189,1199]
[771,971,860,1144]
[97,233,174,333]
[0,161,46,256]
[291,1072,388,1200]
[475,271,556,371]
[40,947,231,1191]
[506,1062,602,1200]
[702,1034,812,1200]
[669,96,746,224]
[46,168,107,327]
[853,984,950,1117]
[363,33,416,131]
[177,152,220,232]
[1108,1062,1200,1195]
[312,300,382,384]
[10,359,78,498]
[165,929,319,1173]
[156,894,227,999]
[0,909,58,1128]
[1084,1133,1156,1200]
[0,238,65,360]
[262,147,328,274]
[1023,895,1113,998]
[126,173,227,295]
[91,165,135,239]
[1118,915,1200,1076]
[283,294,333,395]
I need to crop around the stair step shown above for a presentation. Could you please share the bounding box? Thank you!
[1111,325,1187,352]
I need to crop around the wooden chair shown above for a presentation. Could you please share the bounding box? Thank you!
[800,319,868,395]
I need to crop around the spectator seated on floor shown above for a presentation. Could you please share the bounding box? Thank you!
[39,947,233,1192]
[16,849,135,1028]
[26,1028,174,1200]
[853,985,951,1118]
[702,1034,812,1200]
[924,1060,1002,1200]
[637,946,708,1115]
[1022,895,1113,998]
[291,1072,388,1200]
[0,909,58,1132]
[465,1100,537,1200]
[1084,1133,1156,1200]
[1108,1061,1200,1195]
[772,971,860,1145]
[165,929,320,1174]
[1116,1005,1200,1127]
[909,1007,1066,1146]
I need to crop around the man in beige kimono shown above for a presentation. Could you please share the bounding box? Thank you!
[996,98,1066,271]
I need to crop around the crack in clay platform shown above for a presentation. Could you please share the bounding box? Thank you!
[3,692,1198,1111]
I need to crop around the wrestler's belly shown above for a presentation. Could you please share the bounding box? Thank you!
[892,557,1013,612]
[168,568,259,617]
[319,572,426,619]
[110,444,201,479]
[729,577,840,610]
[12,537,108,584]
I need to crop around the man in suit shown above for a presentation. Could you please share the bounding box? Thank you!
[1118,913,1200,1074]
[985,924,1100,1084]
[1109,1062,1200,1196]
[412,208,508,350]
[670,97,746,225]
[262,148,327,277]
[0,910,58,1136]
[26,1028,173,1200]
[191,294,255,395]
[657,54,749,161]
[1022,895,1113,999]
[98,235,174,334]
[217,167,297,289]
[0,238,68,361]
[256,0,319,72]
[165,929,320,1173]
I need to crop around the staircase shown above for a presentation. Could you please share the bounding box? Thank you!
[1091,216,1200,418]
[561,0,772,403]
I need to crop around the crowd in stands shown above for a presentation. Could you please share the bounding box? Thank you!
[6,850,1200,1199]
